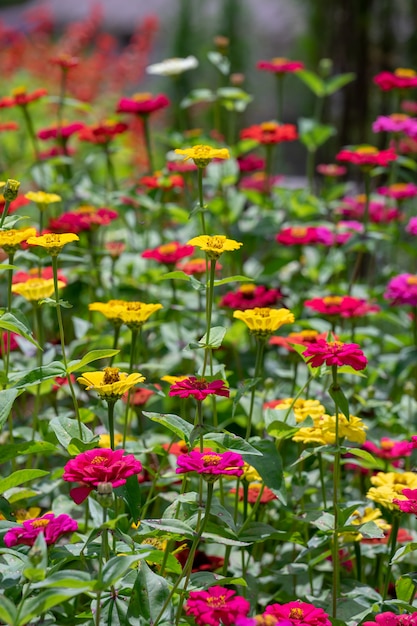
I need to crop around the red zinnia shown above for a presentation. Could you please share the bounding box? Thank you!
[169,377,230,401]
[63,448,143,504]
[240,121,298,144]
[116,93,170,115]
[141,241,194,265]
[220,284,284,310]
[231,484,277,504]
[265,600,331,626]
[276,225,333,246]
[4,513,78,547]
[78,121,128,145]
[257,57,304,74]
[269,329,329,352]
[38,122,85,140]
[185,586,250,626]
[336,145,397,168]
[304,295,380,318]
[302,339,368,370]
[176,450,244,477]
[0,87,47,108]
[139,173,184,190]
[374,68,417,91]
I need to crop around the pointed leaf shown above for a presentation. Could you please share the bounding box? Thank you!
[0,388,18,431]
[143,412,193,443]
[49,415,96,449]
[296,70,326,96]
[198,326,227,349]
[11,362,66,388]
[0,312,40,349]
[213,275,253,286]
[67,349,120,374]
[324,72,356,95]
[241,439,286,503]
[328,386,350,420]
[0,441,56,464]
[127,561,172,625]
[0,596,17,625]
[0,469,49,494]
[100,553,155,589]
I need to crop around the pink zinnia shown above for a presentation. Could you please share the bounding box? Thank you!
[38,122,85,140]
[336,146,397,168]
[257,57,304,74]
[363,438,411,462]
[185,585,250,626]
[374,69,417,91]
[316,163,347,177]
[276,226,333,246]
[63,448,143,504]
[169,377,230,401]
[116,93,170,115]
[304,295,379,318]
[220,284,284,310]
[393,489,417,515]
[302,339,368,370]
[378,182,417,200]
[265,600,332,626]
[406,217,417,235]
[176,450,244,477]
[141,241,194,265]
[362,612,404,626]
[372,113,417,135]
[4,513,78,547]
[237,154,265,172]
[384,274,417,306]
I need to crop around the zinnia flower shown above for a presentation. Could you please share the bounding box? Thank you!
[0,86,47,108]
[304,295,380,318]
[25,191,61,206]
[0,227,37,254]
[363,438,411,463]
[220,284,284,310]
[336,145,397,169]
[63,448,143,504]
[372,113,417,134]
[176,450,244,478]
[378,182,417,200]
[187,234,242,259]
[337,195,402,224]
[116,301,163,329]
[233,307,294,337]
[175,144,230,167]
[26,232,79,255]
[240,121,298,144]
[185,586,250,626]
[168,377,229,401]
[78,120,128,144]
[264,397,325,422]
[12,277,65,301]
[4,513,78,547]
[276,226,333,246]
[316,163,347,177]
[116,93,170,115]
[302,339,367,370]
[269,329,329,352]
[264,600,331,626]
[38,121,84,140]
[292,413,367,445]
[374,68,417,91]
[141,241,194,265]
[77,367,145,400]
[257,57,304,74]
[393,489,417,515]
[384,274,417,306]
[367,472,417,511]
[230,483,277,504]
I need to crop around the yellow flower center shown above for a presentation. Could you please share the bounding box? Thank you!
[126,302,144,311]
[202,454,222,466]
[272,57,288,64]
[91,455,107,464]
[239,284,256,294]
[193,145,212,158]
[389,183,408,191]
[253,307,271,317]
[12,86,26,96]
[207,235,225,249]
[289,608,304,619]
[381,440,394,450]
[31,518,50,528]
[390,113,409,121]
[158,243,178,254]
[395,68,416,78]
[356,146,378,155]
[328,340,343,348]
[260,121,278,132]
[103,367,121,384]
[132,92,152,101]
[323,296,343,305]
[290,227,308,237]
[206,594,226,608]
[44,234,61,244]
[407,276,417,285]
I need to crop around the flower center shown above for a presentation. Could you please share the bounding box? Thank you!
[356,146,378,155]
[132,92,152,101]
[206,235,225,249]
[239,284,256,294]
[158,243,177,254]
[272,57,288,64]
[103,367,121,384]
[261,121,278,132]
[206,594,226,608]
[290,227,308,237]
[289,607,304,619]
[31,518,50,528]
[202,454,222,466]
[91,455,107,464]
[390,113,409,122]
[44,234,61,244]
[253,307,271,317]
[126,302,144,310]
[381,439,394,450]
[323,296,343,305]
[194,145,212,157]
[12,86,26,96]
[328,340,344,349]
[395,68,416,78]
[407,276,417,285]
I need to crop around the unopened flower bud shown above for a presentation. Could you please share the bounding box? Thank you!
[97,481,114,507]
[28,544,43,566]
[214,35,229,52]
[319,58,333,78]
[230,73,245,86]
[3,179,20,202]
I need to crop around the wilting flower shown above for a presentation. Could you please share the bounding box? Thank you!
[240,121,298,144]
[269,329,329,352]
[141,241,194,265]
[374,68,417,91]
[77,367,145,400]
[378,182,417,200]
[146,55,198,76]
[185,586,250,626]
[0,227,37,254]
[176,450,244,478]
[63,448,143,504]
[12,277,65,301]
[4,513,78,547]
[304,295,380,318]
[292,413,367,445]
[116,92,170,115]
[367,472,417,510]
[302,339,368,370]
[26,232,79,255]
[187,234,242,259]
[264,397,325,422]
[220,284,284,310]
[169,377,229,401]
[233,307,294,337]
[257,57,304,74]
[316,163,347,177]
[264,600,331,626]
[336,145,397,169]
[384,274,417,306]
[175,144,230,167]
[276,225,333,246]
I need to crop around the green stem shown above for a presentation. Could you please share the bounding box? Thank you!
[123,327,139,446]
[110,324,121,366]
[107,400,116,450]
[382,514,400,600]
[142,114,154,173]
[197,167,206,234]
[317,451,327,509]
[331,365,340,618]
[363,171,371,236]
[202,260,217,377]
[0,199,11,228]
[245,337,266,439]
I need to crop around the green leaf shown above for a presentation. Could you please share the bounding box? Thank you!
[49,415,96,449]
[342,447,385,470]
[39,297,73,309]
[207,50,230,75]
[34,570,96,590]
[241,439,286,503]
[267,420,299,439]
[0,596,17,625]
[143,412,193,443]
[359,521,385,539]
[0,388,18,432]
[324,72,356,95]
[0,312,40,349]
[197,326,227,349]
[141,518,195,539]
[392,542,417,563]
[159,270,192,282]
[213,275,253,286]
[67,349,120,374]
[127,561,172,625]
[180,88,215,109]
[19,589,88,626]
[395,576,415,603]
[124,473,142,524]
[203,432,262,455]
[0,440,56,464]
[296,70,326,96]
[11,361,66,388]
[298,118,336,151]
[328,385,350,419]
[0,469,49,494]
[0,264,18,271]
[99,554,154,589]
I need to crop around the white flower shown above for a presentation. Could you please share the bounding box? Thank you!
[146,56,198,77]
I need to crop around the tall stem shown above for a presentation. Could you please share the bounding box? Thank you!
[382,514,400,600]
[142,114,154,173]
[197,167,206,234]
[123,327,139,446]
[202,260,217,377]
[331,365,340,618]
[246,336,265,439]
[0,199,11,228]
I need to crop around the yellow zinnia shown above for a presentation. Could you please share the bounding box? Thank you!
[367,471,417,511]
[77,367,145,400]
[175,144,230,167]
[89,300,128,325]
[242,462,262,483]
[187,234,242,260]
[25,191,62,206]
[26,232,79,256]
[116,302,163,329]
[343,507,390,542]
[12,277,64,301]
[0,227,36,254]
[267,398,325,422]
[292,413,367,445]
[233,307,295,338]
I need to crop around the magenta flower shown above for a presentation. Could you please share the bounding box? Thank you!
[265,600,332,626]
[363,612,413,626]
[302,339,368,370]
[185,585,250,626]
[141,241,194,265]
[406,217,417,235]
[220,284,284,310]
[363,438,411,463]
[168,377,230,401]
[393,489,417,515]
[63,448,143,504]
[384,274,417,307]
[176,450,244,477]
[378,183,417,200]
[372,113,417,135]
[4,513,78,547]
